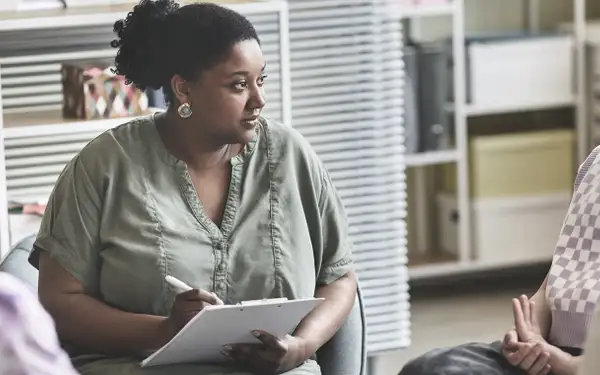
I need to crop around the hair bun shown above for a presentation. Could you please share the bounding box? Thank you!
[111,0,180,90]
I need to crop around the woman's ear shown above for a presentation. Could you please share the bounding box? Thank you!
[170,74,191,106]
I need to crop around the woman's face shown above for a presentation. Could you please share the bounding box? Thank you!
[174,39,267,146]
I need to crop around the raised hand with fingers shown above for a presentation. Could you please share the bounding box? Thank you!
[513,295,545,344]
[501,295,551,375]
[223,330,309,374]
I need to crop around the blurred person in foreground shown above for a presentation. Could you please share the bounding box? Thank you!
[0,272,79,375]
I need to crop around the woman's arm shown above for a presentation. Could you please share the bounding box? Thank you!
[544,344,581,375]
[531,276,552,340]
[38,252,172,356]
[293,271,357,358]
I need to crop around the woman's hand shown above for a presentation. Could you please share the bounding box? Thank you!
[503,295,577,375]
[502,341,551,375]
[223,331,309,374]
[513,295,545,344]
[161,289,224,340]
[501,295,551,375]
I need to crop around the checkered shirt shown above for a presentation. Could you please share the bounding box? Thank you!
[547,146,600,347]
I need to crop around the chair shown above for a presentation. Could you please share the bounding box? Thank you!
[0,234,367,375]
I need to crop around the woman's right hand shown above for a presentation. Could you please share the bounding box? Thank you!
[161,289,224,341]
[500,296,552,375]
[502,340,551,375]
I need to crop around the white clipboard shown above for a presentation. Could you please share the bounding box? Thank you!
[141,297,324,367]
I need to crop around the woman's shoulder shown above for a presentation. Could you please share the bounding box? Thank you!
[256,117,330,199]
[75,115,156,170]
[258,116,324,173]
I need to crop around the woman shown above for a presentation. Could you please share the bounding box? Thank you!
[399,146,600,375]
[29,1,357,374]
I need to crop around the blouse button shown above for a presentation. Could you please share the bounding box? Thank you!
[218,263,226,271]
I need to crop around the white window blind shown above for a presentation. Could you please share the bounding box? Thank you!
[286,0,409,354]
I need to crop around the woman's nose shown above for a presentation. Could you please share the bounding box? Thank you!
[250,87,266,109]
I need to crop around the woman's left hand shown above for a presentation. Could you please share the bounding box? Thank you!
[223,330,309,374]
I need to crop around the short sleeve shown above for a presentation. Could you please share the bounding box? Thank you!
[29,156,102,294]
[315,170,354,286]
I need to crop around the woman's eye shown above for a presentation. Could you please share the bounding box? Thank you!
[234,81,248,90]
[257,74,268,86]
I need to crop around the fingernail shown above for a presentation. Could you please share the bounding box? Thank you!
[222,345,232,352]
[252,330,261,337]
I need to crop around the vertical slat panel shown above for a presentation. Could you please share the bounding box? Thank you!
[287,0,409,354]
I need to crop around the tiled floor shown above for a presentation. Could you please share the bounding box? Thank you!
[372,275,543,375]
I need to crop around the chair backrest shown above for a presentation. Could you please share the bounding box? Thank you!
[0,234,38,291]
[0,234,367,375]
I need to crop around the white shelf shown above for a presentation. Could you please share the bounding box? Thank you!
[402,0,588,280]
[2,108,159,138]
[405,149,459,167]
[447,97,577,117]
[0,0,282,31]
[408,255,552,280]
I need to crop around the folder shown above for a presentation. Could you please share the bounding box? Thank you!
[141,297,324,367]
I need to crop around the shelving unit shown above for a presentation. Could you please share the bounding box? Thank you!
[400,0,589,280]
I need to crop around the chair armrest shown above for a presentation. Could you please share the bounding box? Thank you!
[0,234,38,291]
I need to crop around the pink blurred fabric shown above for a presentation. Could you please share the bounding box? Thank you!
[0,272,78,375]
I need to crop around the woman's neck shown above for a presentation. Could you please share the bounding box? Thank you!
[157,111,239,171]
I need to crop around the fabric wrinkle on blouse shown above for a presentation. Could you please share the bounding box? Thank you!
[28,115,354,375]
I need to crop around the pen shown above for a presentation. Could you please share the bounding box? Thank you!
[165,275,225,305]
[165,275,192,293]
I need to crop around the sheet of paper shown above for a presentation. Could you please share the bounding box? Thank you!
[141,297,323,367]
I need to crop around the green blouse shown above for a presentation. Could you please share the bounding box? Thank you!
[30,115,354,375]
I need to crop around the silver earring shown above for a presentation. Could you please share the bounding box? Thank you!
[177,103,192,119]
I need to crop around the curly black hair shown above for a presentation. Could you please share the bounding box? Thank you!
[110,0,259,105]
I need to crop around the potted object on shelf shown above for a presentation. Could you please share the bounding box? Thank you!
[61,62,149,120]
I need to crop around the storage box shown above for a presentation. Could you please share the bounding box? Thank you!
[62,62,149,120]
[437,192,571,264]
[441,129,575,198]
[466,34,574,108]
